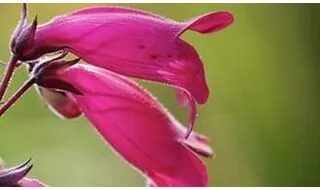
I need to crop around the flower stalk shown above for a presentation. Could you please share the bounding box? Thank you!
[0,56,19,101]
[0,77,35,117]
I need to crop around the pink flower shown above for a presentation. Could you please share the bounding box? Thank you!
[0,4,235,186]
[30,59,214,186]
[11,5,234,108]
[0,158,45,187]
[10,5,233,137]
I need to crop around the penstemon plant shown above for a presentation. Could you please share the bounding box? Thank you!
[0,4,234,187]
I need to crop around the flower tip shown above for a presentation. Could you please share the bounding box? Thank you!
[0,159,33,186]
[0,157,46,187]
[21,163,33,176]
[10,17,37,60]
[19,158,32,169]
[6,158,32,174]
[32,15,38,30]
[221,10,235,26]
[209,10,235,31]
[21,3,27,23]
[180,10,235,36]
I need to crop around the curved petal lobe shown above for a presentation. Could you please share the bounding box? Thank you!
[178,11,234,36]
[34,7,234,106]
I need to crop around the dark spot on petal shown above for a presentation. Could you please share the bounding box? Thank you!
[138,44,146,49]
[149,54,158,60]
[168,54,172,58]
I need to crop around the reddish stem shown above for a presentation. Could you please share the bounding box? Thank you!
[0,78,35,117]
[0,56,19,101]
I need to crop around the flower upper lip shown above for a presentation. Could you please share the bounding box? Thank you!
[11,4,233,107]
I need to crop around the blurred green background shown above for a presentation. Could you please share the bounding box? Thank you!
[0,3,320,187]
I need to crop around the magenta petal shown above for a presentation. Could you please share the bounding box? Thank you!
[178,11,234,36]
[70,6,163,19]
[55,64,211,186]
[34,7,234,106]
[149,144,208,187]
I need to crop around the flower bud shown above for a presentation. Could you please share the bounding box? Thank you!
[10,4,62,61]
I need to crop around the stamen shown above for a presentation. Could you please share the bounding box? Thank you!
[184,92,197,139]
[0,77,35,117]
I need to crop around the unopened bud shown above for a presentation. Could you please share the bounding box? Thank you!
[10,13,38,61]
[0,159,32,187]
